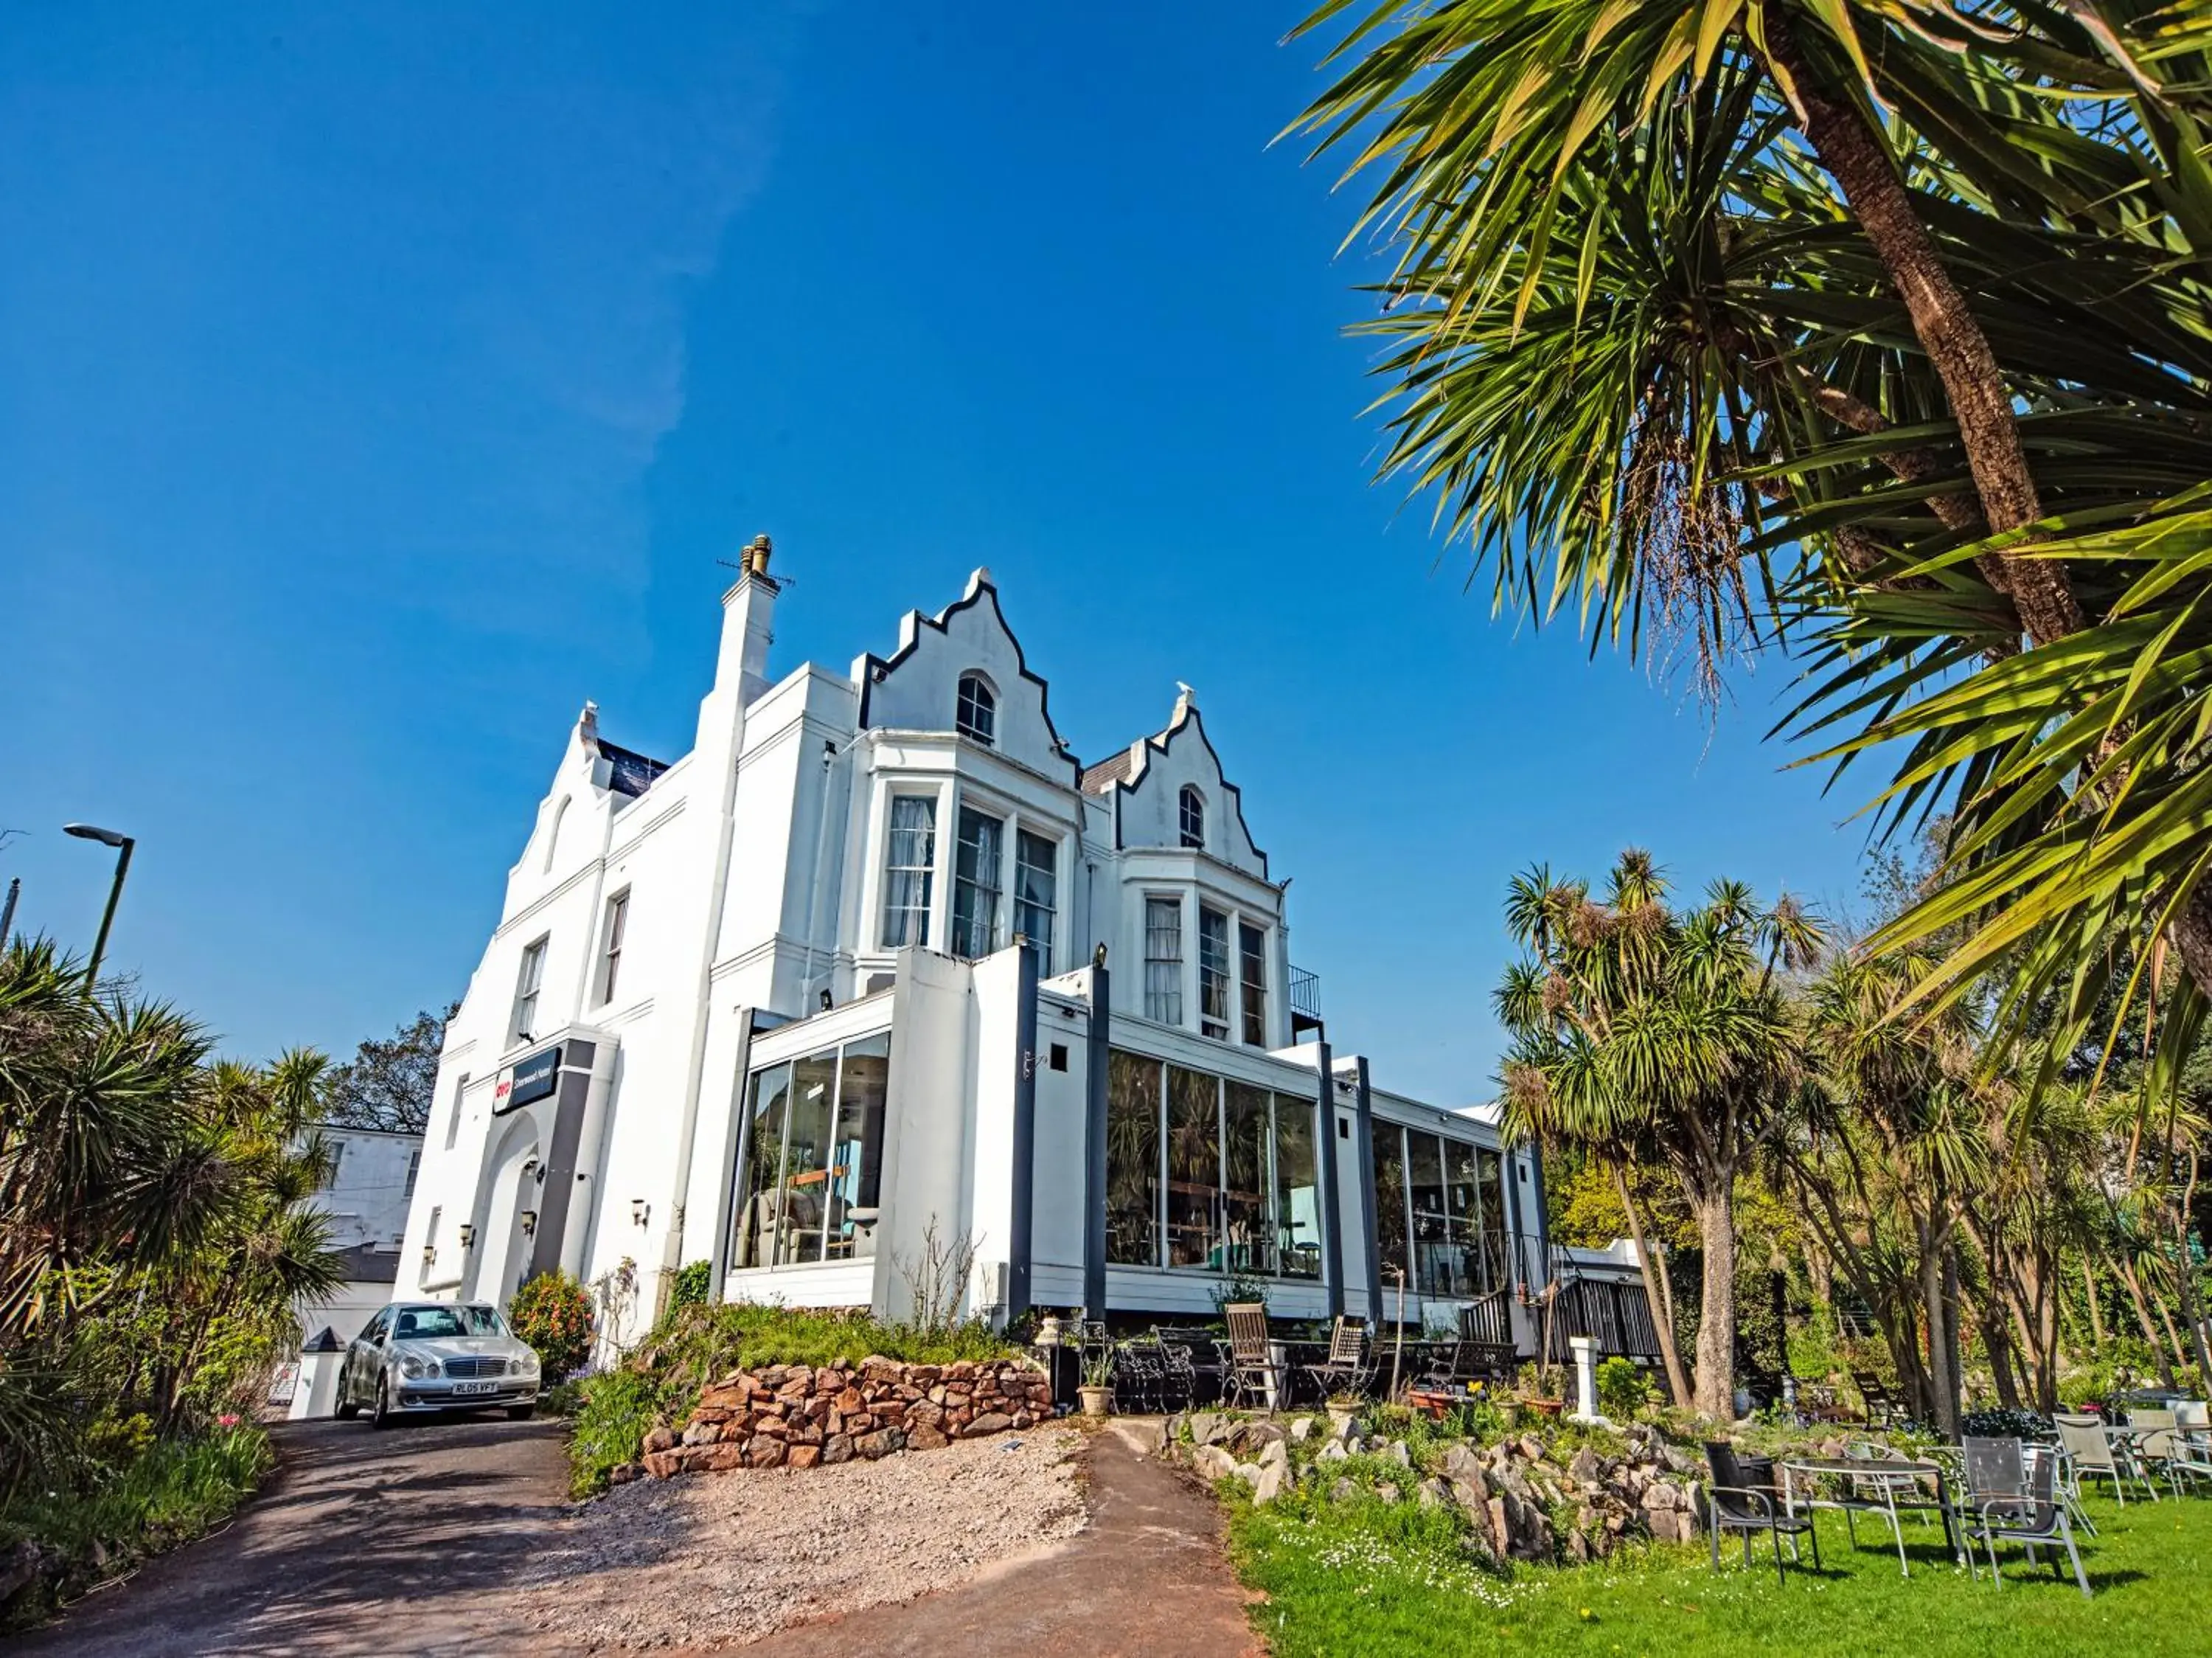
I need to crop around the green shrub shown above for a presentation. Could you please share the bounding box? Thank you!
[665,1260,713,1319]
[1596,1356,1652,1420]
[509,1270,595,1381]
[0,1424,272,1631]
[568,1367,665,1497]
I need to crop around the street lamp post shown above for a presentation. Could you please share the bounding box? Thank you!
[63,823,134,985]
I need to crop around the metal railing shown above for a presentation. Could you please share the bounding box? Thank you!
[1290,966,1322,1036]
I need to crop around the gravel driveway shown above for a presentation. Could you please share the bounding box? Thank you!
[514,1427,1086,1649]
[11,1414,1093,1654]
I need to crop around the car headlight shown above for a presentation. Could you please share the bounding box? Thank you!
[398,1353,441,1380]
[518,1350,540,1375]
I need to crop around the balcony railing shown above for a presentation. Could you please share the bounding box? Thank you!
[1289,965,1322,1038]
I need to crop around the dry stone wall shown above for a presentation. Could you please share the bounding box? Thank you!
[616,1356,1054,1483]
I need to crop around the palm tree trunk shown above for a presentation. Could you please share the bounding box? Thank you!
[2082,1254,2107,1356]
[2106,1244,2179,1387]
[1692,1186,1738,1419]
[1614,1165,1692,1409]
[1758,13,2083,647]
[1918,1227,1961,1436]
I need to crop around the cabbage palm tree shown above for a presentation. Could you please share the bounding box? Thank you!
[1496,853,1822,1417]
[1290,2,2212,1041]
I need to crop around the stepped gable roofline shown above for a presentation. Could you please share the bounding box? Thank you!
[1090,686,1270,880]
[852,567,1082,787]
[575,701,669,799]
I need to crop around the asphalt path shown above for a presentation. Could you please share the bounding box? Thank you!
[11,1414,574,1656]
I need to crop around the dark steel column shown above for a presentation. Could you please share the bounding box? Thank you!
[1082,962,1110,1317]
[1354,1057,1380,1322]
[1008,940,1040,1323]
[1315,1039,1344,1318]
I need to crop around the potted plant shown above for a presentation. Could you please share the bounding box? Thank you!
[1078,1347,1114,1418]
[1326,1394,1362,1436]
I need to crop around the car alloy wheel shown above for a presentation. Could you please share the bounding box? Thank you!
[372,1376,393,1430]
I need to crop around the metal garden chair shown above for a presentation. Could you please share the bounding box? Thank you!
[1704,1441,1821,1585]
[2055,1412,2155,1505]
[1960,1435,2092,1598]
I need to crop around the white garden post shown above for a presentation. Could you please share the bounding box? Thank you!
[1569,1335,1600,1423]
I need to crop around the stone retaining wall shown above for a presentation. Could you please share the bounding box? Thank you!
[622,1356,1053,1482]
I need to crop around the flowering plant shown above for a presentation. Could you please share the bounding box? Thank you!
[509,1270,596,1381]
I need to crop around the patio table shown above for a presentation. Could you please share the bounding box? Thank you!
[1780,1455,1964,1575]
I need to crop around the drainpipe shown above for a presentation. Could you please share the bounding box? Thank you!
[1315,1038,1344,1319]
[1008,939,1040,1323]
[704,1008,757,1300]
[799,738,839,1005]
[661,711,751,1306]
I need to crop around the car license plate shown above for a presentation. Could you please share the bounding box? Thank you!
[451,1381,498,1397]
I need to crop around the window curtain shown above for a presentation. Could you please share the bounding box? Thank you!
[880,796,936,947]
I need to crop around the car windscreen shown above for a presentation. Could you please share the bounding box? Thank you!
[392,1305,507,1342]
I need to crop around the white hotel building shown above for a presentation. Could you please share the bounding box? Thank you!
[399,541,1550,1352]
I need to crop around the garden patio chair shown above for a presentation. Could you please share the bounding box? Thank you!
[2129,1409,2212,1495]
[1302,1315,1373,1403]
[1960,1435,2092,1598]
[1152,1331,1199,1413]
[1222,1302,1282,1414]
[1704,1441,1821,1585]
[2056,1412,2154,1505]
[1851,1370,1902,1427]
[1113,1336,1166,1413]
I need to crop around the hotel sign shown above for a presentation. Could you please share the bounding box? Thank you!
[495,1044,562,1115]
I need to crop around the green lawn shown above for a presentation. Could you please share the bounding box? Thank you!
[1230,1485,2212,1657]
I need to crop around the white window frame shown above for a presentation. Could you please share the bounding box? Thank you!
[1197,905,1231,1039]
[950,804,1006,960]
[1144,894,1185,1026]
[512,936,549,1045]
[1014,828,1057,967]
[956,672,997,747]
[597,888,630,1006]
[1179,785,1206,850]
[1238,919,1269,1046]
[879,795,938,949]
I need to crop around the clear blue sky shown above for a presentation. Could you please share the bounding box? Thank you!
[1,2,1882,1103]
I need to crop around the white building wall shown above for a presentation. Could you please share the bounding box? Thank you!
[397,554,1541,1355]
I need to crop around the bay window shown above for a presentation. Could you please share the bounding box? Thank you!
[1238,921,1267,1044]
[1143,897,1183,1025]
[880,796,936,948]
[1014,829,1057,962]
[950,805,1004,959]
[1198,906,1231,1039]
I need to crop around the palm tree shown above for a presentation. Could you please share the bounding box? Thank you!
[1287,1,2212,1037]
[1496,853,1821,1417]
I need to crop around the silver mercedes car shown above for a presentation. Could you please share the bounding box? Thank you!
[334,1300,542,1427]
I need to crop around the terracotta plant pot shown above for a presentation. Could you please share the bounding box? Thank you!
[1079,1385,1111,1418]
[1523,1398,1566,1420]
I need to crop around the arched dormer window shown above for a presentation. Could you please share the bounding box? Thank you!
[956,672,997,746]
[1179,785,1206,850]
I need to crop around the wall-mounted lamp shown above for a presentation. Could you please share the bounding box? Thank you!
[818,988,833,1012]
[459,1223,477,1250]
[519,1210,538,1238]
[631,1198,651,1228]
[421,1244,437,1270]
[522,1156,540,1181]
